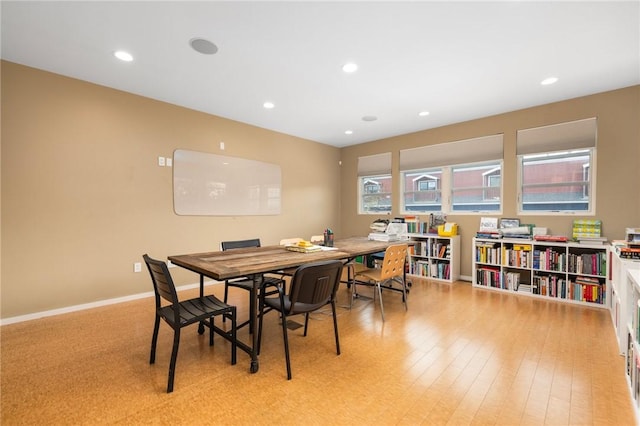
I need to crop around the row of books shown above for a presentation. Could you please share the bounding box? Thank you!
[413,241,451,258]
[532,248,565,272]
[567,252,607,276]
[475,266,605,304]
[410,260,451,279]
[404,216,432,234]
[475,243,501,264]
[476,244,607,277]
[503,244,532,268]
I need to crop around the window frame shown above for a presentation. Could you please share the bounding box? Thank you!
[516,148,596,215]
[400,159,503,215]
[358,173,393,215]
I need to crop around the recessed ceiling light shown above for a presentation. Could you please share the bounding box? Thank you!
[362,115,377,122]
[263,102,275,109]
[342,63,358,73]
[418,111,430,117]
[190,38,218,55]
[541,77,559,85]
[345,130,353,135]
[114,50,133,62]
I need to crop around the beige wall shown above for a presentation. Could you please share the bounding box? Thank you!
[2,60,639,320]
[1,61,341,319]
[340,85,640,278]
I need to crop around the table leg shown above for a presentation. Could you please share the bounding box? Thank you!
[198,274,206,334]
[250,274,260,373]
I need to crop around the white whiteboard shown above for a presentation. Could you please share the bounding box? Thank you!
[173,149,281,216]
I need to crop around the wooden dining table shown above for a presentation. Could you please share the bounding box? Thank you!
[168,236,401,373]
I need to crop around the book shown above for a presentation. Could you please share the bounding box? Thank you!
[285,244,322,253]
[533,235,569,242]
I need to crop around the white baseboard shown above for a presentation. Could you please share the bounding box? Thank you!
[0,280,219,326]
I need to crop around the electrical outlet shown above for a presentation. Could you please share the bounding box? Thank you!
[220,141,225,150]
[133,262,142,273]
[158,156,165,167]
[166,158,172,167]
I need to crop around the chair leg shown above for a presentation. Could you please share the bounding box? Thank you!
[331,300,341,355]
[280,311,292,380]
[150,314,160,364]
[376,281,385,322]
[303,312,310,336]
[399,277,408,311]
[230,308,237,365]
[167,328,181,393]
[209,317,214,346]
[347,263,354,309]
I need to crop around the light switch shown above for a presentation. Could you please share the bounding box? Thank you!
[158,156,166,166]
[166,158,172,167]
[220,142,225,150]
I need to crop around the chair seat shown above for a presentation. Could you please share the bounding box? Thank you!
[263,295,329,314]
[159,295,232,327]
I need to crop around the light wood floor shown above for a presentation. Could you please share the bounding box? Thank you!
[1,278,636,425]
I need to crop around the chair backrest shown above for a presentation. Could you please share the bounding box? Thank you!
[279,237,303,246]
[379,243,408,281]
[221,238,261,251]
[143,254,179,310]
[288,260,343,312]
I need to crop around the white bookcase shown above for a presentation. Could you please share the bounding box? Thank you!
[624,268,640,420]
[407,234,460,283]
[472,237,608,308]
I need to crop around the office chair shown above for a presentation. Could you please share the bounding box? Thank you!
[143,254,237,393]
[353,243,409,321]
[257,260,344,380]
[221,239,284,332]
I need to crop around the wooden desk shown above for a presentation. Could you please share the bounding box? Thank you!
[168,237,397,373]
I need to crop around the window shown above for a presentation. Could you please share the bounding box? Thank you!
[359,175,392,213]
[519,150,593,212]
[517,118,596,214]
[400,134,503,214]
[358,153,392,214]
[451,162,502,212]
[403,169,442,212]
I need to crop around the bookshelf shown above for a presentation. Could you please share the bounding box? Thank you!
[472,237,608,308]
[407,234,460,283]
[611,250,640,352]
[624,268,640,419]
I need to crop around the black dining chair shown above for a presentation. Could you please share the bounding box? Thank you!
[257,260,344,380]
[143,254,237,393]
[221,239,284,332]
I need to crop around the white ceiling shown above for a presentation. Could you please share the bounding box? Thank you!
[2,1,639,147]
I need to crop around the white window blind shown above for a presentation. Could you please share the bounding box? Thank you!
[357,152,391,176]
[516,117,597,155]
[399,134,503,171]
